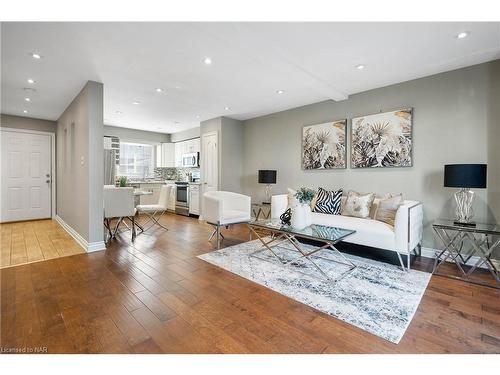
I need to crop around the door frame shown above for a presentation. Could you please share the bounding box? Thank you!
[0,127,56,219]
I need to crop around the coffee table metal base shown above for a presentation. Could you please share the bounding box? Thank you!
[248,226,357,283]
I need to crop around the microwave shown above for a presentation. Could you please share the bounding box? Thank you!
[182,152,199,167]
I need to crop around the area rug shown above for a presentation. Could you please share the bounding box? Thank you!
[198,239,431,344]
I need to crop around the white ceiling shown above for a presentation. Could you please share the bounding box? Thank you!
[2,22,500,134]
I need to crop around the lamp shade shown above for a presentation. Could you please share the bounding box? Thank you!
[444,164,487,188]
[258,170,277,184]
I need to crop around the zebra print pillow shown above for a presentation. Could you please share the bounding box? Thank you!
[313,187,343,215]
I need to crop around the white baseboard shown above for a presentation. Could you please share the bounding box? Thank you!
[420,246,499,270]
[55,215,105,253]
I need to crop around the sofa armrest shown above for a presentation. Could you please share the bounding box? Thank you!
[203,195,223,224]
[394,200,423,254]
[271,194,288,219]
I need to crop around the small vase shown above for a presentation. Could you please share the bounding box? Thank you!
[291,204,307,230]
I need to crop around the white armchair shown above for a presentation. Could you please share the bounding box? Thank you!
[103,186,138,240]
[203,191,251,248]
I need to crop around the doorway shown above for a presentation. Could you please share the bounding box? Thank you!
[1,129,54,223]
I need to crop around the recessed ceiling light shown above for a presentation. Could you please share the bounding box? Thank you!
[356,64,365,70]
[31,53,42,59]
[457,31,469,39]
[204,57,212,65]
[24,97,31,102]
[27,79,36,84]
[132,101,140,105]
[155,88,163,93]
[23,110,28,114]
[276,89,285,94]
[196,115,201,119]
[115,110,122,114]
[23,87,37,93]
[224,106,231,111]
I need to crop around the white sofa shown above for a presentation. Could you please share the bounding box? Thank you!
[271,194,423,270]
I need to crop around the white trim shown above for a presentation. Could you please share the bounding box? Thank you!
[421,246,496,270]
[0,127,56,219]
[55,215,106,253]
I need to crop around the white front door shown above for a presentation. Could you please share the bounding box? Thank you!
[201,131,218,217]
[1,130,52,222]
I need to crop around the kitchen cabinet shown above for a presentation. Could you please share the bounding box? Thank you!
[167,184,176,211]
[174,138,201,167]
[189,184,200,215]
[159,143,175,167]
[139,183,163,205]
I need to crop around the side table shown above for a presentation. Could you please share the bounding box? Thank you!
[252,202,271,221]
[432,219,500,288]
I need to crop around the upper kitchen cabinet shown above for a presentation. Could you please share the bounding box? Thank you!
[158,142,175,167]
[174,138,200,167]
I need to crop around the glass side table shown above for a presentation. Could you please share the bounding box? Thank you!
[432,219,500,288]
[252,202,272,221]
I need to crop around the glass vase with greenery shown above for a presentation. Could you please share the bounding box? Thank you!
[294,187,316,205]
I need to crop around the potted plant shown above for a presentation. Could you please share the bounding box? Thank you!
[118,176,128,187]
[291,187,316,229]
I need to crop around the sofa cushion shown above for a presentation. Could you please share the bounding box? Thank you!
[342,190,375,219]
[311,212,396,251]
[313,187,342,214]
[375,194,403,226]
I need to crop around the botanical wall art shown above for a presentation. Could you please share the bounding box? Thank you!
[302,119,347,169]
[351,108,413,168]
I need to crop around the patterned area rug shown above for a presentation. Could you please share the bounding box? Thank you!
[198,239,431,344]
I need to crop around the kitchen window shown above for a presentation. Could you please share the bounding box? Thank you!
[118,142,155,179]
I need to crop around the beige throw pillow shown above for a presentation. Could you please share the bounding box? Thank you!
[342,190,375,219]
[375,194,403,226]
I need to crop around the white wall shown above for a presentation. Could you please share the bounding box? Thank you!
[104,125,170,143]
[57,81,104,246]
[170,127,200,142]
[242,61,500,250]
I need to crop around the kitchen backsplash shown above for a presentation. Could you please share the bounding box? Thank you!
[154,167,200,181]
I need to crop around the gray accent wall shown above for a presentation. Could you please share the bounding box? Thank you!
[57,81,104,245]
[487,61,500,223]
[242,60,500,250]
[1,114,57,133]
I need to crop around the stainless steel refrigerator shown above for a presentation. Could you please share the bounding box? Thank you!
[104,149,116,185]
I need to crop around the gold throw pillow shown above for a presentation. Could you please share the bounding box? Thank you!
[375,194,403,226]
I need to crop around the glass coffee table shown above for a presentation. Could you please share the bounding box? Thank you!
[248,219,357,282]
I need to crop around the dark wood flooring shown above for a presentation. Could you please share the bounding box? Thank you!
[1,214,499,353]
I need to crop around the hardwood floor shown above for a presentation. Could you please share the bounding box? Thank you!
[1,213,499,353]
[0,220,85,269]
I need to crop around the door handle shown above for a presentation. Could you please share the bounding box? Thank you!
[46,180,51,184]
[46,174,50,178]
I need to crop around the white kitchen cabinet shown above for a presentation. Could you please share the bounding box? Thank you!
[139,183,162,205]
[174,142,183,167]
[174,138,201,167]
[189,184,200,215]
[167,184,176,211]
[160,143,175,167]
